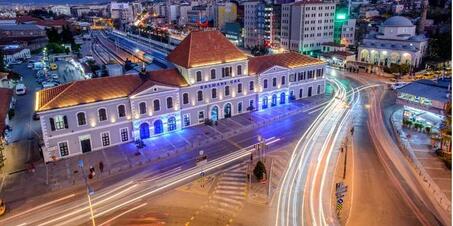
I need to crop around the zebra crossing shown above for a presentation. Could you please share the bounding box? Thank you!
[266,151,291,194]
[187,163,248,226]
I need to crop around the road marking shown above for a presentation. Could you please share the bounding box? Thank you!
[0,193,76,222]
[98,202,147,226]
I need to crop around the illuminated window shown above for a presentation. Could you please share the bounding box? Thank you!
[50,115,68,131]
[59,142,69,156]
[120,128,129,142]
[101,132,110,146]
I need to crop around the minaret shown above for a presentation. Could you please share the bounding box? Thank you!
[417,0,429,34]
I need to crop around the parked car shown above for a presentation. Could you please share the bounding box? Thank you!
[50,63,58,71]
[15,83,26,95]
[42,82,57,89]
[391,82,407,90]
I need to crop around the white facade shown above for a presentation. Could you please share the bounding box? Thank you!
[340,19,356,47]
[51,5,71,16]
[109,2,133,23]
[2,48,31,64]
[358,16,428,68]
[38,59,325,162]
[37,31,326,162]
[281,1,336,54]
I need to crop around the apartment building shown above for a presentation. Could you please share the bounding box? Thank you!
[36,30,326,162]
[243,1,281,49]
[281,0,336,54]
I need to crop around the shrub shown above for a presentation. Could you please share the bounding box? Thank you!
[253,161,266,181]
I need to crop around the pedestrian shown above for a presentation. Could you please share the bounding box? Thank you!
[99,161,104,174]
[89,165,95,177]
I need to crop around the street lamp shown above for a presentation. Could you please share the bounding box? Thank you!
[79,160,96,226]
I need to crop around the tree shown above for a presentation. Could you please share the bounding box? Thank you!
[46,27,60,43]
[440,102,452,153]
[60,26,75,44]
[253,161,266,181]
[0,51,4,72]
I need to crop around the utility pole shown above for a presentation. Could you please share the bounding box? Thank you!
[79,160,96,226]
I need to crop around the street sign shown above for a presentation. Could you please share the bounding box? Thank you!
[337,198,344,204]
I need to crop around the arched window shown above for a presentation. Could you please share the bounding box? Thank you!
[183,93,189,104]
[197,90,203,101]
[249,81,254,91]
[117,105,126,118]
[139,102,147,114]
[77,112,86,126]
[263,79,268,89]
[237,83,242,93]
[166,97,173,109]
[237,65,242,75]
[98,108,107,121]
[272,77,277,87]
[210,69,216,79]
[153,99,160,111]
[281,76,286,85]
[196,71,202,82]
[225,86,230,96]
[212,88,217,99]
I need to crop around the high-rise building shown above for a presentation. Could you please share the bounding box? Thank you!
[280,0,336,55]
[214,2,238,30]
[243,1,280,49]
[333,5,355,47]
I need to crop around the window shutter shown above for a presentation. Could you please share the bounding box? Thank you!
[63,116,68,128]
[50,118,55,131]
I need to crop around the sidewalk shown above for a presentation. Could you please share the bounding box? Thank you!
[0,94,331,203]
[391,109,452,206]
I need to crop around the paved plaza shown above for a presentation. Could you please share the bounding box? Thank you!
[0,94,331,205]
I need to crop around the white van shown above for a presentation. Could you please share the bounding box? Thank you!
[15,83,26,95]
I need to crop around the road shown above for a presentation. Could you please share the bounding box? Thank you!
[332,70,423,226]
[275,77,363,226]
[0,86,333,226]
[342,69,450,226]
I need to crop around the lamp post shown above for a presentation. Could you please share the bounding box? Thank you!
[79,160,96,226]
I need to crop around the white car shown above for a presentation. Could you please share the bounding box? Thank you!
[42,82,58,89]
[15,83,26,95]
[391,82,408,90]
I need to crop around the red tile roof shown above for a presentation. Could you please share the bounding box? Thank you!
[37,70,189,111]
[36,76,144,111]
[0,88,12,132]
[167,30,247,68]
[248,52,324,75]
[132,69,188,95]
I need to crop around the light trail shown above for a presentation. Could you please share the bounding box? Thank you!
[275,78,372,226]
[1,138,279,226]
